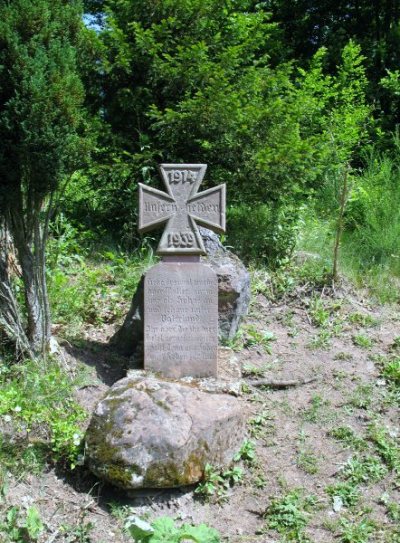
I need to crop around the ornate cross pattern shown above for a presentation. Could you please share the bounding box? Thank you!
[138,164,226,255]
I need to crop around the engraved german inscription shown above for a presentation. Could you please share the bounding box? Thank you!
[144,262,218,378]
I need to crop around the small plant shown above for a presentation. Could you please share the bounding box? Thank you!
[326,482,361,508]
[347,383,374,409]
[297,449,319,474]
[334,352,353,361]
[390,336,400,351]
[338,516,375,543]
[264,489,315,540]
[0,358,86,469]
[308,329,333,349]
[347,312,378,327]
[0,505,44,543]
[381,357,400,387]
[248,410,275,442]
[242,364,270,378]
[308,296,330,327]
[194,463,243,502]
[329,426,367,451]
[302,394,332,423]
[341,455,387,484]
[243,325,276,353]
[124,515,221,543]
[352,334,374,349]
[60,518,94,543]
[367,422,400,473]
[234,439,256,464]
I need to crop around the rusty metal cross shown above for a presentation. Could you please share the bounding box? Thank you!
[138,164,226,255]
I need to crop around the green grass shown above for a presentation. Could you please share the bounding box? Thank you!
[0,357,86,470]
[47,226,155,337]
[296,150,400,304]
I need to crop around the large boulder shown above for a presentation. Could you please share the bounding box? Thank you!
[85,375,246,489]
[110,228,250,357]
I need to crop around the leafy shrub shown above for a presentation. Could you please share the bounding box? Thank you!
[227,203,300,266]
[0,358,86,469]
[124,515,220,543]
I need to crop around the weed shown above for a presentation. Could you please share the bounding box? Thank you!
[352,334,374,349]
[124,515,221,543]
[338,516,375,543]
[341,455,388,484]
[248,410,275,442]
[367,422,400,473]
[0,505,44,542]
[326,482,361,508]
[242,364,271,378]
[381,357,400,387]
[60,517,94,543]
[234,439,256,464]
[348,312,378,327]
[347,383,374,409]
[308,329,333,349]
[264,489,316,541]
[243,325,276,353]
[334,352,354,361]
[329,426,368,451]
[297,449,319,474]
[0,358,86,469]
[194,463,243,502]
[308,296,330,327]
[302,395,333,423]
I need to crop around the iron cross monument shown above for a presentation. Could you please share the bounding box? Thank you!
[138,164,226,378]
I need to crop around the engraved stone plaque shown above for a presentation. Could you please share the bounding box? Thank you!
[144,261,218,378]
[138,164,225,255]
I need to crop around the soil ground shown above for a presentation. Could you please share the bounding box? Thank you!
[4,275,400,542]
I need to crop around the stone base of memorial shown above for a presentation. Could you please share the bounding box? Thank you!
[85,361,246,490]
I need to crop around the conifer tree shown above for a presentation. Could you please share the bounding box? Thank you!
[0,0,86,356]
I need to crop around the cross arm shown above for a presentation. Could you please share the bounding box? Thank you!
[187,184,226,233]
[138,183,176,233]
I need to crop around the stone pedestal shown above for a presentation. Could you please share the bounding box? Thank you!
[144,259,218,378]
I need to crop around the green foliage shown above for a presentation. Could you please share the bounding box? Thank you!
[124,515,221,543]
[233,439,256,464]
[329,426,367,451]
[352,334,374,349]
[382,358,400,387]
[341,455,388,484]
[367,423,400,474]
[0,505,43,543]
[0,0,86,200]
[338,517,375,543]
[194,463,243,502]
[46,216,155,335]
[264,489,316,541]
[326,482,361,508]
[0,358,86,469]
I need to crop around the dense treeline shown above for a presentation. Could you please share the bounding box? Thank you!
[1,0,400,353]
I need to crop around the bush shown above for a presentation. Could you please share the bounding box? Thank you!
[227,203,300,267]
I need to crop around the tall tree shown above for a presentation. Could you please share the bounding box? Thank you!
[0,0,86,356]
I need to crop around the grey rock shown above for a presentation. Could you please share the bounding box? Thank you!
[85,375,246,489]
[200,228,251,341]
[110,229,250,357]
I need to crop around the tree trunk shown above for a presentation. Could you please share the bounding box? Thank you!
[332,167,350,281]
[11,212,51,356]
[0,223,33,357]
[1,185,52,357]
